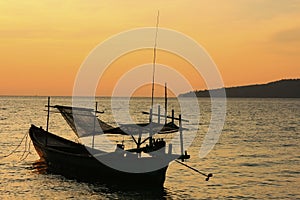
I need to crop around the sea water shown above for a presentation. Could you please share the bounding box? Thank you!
[0,96,299,199]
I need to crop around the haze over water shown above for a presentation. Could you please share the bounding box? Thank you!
[0,96,299,199]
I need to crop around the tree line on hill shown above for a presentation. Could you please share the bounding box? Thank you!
[179,79,300,98]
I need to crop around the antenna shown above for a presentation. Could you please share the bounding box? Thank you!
[151,10,160,110]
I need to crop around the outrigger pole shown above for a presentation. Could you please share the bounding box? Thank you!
[46,97,50,132]
[142,111,189,122]
[175,160,213,181]
[164,82,167,124]
[179,114,184,157]
[92,102,98,148]
[45,96,50,146]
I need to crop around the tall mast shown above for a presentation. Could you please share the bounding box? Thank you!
[151,10,160,110]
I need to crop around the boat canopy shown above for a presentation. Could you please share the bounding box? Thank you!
[54,105,122,138]
[54,105,178,138]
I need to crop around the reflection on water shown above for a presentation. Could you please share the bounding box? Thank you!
[0,97,299,199]
[31,159,48,175]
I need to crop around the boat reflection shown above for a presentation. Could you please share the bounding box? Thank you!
[31,159,47,174]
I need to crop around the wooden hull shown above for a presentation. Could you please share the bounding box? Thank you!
[29,125,168,188]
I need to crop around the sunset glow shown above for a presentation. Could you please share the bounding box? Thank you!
[0,1,299,96]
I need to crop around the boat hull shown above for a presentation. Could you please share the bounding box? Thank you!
[29,125,168,188]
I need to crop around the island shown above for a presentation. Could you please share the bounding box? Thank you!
[179,79,300,98]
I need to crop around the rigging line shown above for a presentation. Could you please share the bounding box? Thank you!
[151,10,160,109]
[19,132,29,160]
[20,133,32,161]
[0,132,28,159]
[19,140,32,162]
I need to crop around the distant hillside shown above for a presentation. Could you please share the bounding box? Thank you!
[179,79,300,98]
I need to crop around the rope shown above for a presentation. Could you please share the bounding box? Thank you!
[19,140,32,162]
[0,131,29,159]
[19,133,32,161]
[20,132,29,159]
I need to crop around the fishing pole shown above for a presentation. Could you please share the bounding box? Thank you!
[175,160,213,181]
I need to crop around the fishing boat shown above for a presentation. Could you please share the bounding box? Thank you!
[29,12,213,187]
[29,99,190,188]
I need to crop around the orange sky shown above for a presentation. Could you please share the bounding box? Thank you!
[0,0,299,96]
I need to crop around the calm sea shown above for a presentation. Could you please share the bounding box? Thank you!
[0,96,299,199]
